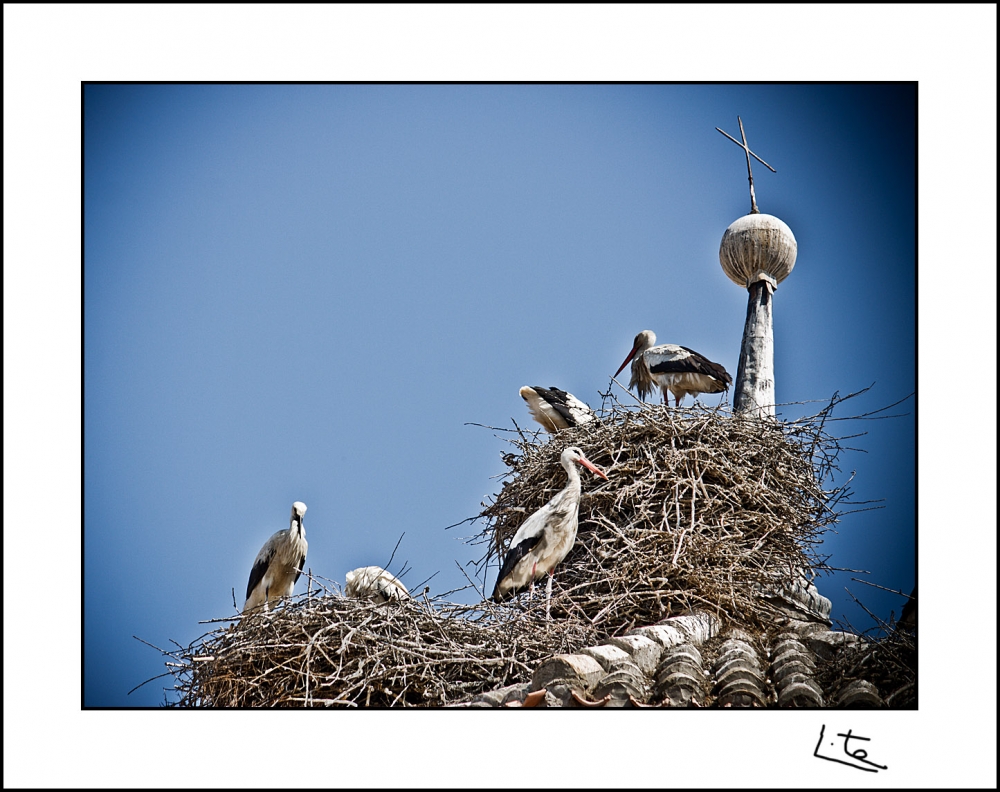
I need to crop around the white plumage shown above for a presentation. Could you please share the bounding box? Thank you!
[519,385,596,433]
[243,501,308,614]
[345,566,411,603]
[492,446,608,604]
[614,329,732,406]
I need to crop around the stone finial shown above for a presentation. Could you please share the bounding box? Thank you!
[720,213,797,289]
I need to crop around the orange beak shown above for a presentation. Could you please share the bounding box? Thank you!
[577,455,609,480]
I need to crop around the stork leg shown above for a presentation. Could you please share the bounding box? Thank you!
[528,561,538,602]
[545,571,554,620]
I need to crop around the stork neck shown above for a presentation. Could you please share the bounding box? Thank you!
[291,517,305,539]
[561,456,583,492]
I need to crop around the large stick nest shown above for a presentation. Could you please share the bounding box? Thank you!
[474,397,850,634]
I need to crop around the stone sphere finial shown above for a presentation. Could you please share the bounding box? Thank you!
[719,213,797,289]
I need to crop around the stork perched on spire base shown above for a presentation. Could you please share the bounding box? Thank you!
[614,330,731,407]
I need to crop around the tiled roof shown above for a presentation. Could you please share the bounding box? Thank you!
[450,580,914,708]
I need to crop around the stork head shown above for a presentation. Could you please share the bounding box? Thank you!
[290,501,307,527]
[614,330,657,378]
[562,446,609,480]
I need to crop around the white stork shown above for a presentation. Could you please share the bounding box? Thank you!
[519,385,596,433]
[492,446,608,615]
[613,329,732,406]
[345,566,411,603]
[243,501,308,614]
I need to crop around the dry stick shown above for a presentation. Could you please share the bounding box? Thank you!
[669,480,685,567]
[674,464,698,568]
[133,633,183,660]
[510,416,531,444]
[453,558,487,602]
[850,578,912,599]
[844,586,891,630]
[463,421,524,434]
[303,623,337,707]
[126,670,176,697]
[610,375,644,405]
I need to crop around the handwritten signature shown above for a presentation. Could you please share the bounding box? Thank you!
[814,724,888,772]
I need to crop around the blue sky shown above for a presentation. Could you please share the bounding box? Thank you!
[83,82,916,707]
[5,5,996,789]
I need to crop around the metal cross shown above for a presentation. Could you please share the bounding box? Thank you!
[716,116,776,214]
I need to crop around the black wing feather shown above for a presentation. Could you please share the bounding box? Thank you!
[293,553,306,585]
[246,548,275,602]
[531,385,584,427]
[492,534,542,600]
[650,347,732,386]
[544,387,580,427]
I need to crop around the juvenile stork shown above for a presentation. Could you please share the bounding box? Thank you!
[519,385,596,433]
[613,329,732,406]
[492,446,608,616]
[345,566,411,603]
[243,501,308,614]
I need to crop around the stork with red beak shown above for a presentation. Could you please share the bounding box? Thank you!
[492,446,608,617]
[613,330,732,407]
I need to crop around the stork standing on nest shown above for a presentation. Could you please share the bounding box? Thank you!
[345,566,411,603]
[613,329,732,406]
[243,501,308,614]
[519,385,595,433]
[492,446,608,617]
